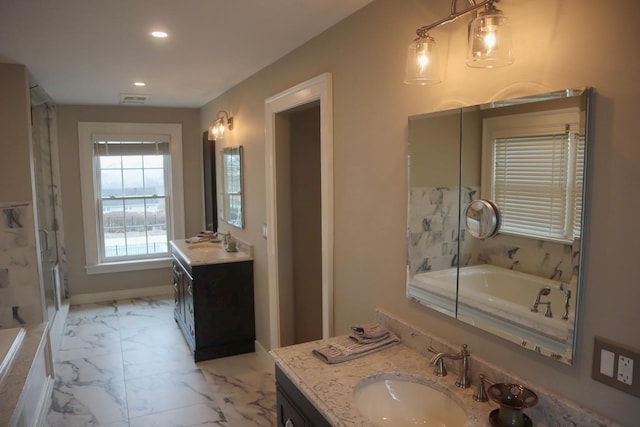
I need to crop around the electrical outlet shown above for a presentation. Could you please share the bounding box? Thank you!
[618,355,634,385]
[592,336,640,397]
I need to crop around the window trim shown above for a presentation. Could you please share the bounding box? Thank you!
[78,122,185,274]
[481,108,581,243]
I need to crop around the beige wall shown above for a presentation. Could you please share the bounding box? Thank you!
[0,64,33,202]
[199,0,640,423]
[56,105,201,296]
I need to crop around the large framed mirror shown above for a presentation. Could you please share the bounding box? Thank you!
[218,145,244,228]
[407,88,591,365]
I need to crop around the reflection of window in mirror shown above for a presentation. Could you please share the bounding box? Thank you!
[481,109,583,243]
[219,146,244,228]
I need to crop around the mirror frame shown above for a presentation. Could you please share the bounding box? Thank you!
[407,88,592,365]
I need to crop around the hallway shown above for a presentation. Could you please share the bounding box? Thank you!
[46,295,276,426]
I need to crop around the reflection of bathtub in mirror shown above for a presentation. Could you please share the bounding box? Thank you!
[407,264,576,362]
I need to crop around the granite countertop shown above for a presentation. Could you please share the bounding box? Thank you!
[170,238,253,266]
[0,323,48,427]
[270,338,497,426]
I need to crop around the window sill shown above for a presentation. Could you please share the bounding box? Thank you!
[85,257,172,275]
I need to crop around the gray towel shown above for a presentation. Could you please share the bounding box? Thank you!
[312,332,400,364]
[350,322,390,340]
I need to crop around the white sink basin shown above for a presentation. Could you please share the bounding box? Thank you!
[353,375,468,427]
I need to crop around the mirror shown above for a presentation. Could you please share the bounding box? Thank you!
[202,132,218,232]
[218,145,244,228]
[407,88,591,364]
[464,199,500,239]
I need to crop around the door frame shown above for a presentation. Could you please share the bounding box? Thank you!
[265,73,334,349]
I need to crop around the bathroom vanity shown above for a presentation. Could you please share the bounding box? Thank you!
[170,239,255,362]
[271,309,619,427]
[276,364,331,427]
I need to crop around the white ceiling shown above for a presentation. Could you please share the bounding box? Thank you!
[0,0,372,108]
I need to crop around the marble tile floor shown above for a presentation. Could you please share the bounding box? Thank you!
[45,295,277,427]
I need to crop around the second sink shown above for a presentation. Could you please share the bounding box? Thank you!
[353,374,468,426]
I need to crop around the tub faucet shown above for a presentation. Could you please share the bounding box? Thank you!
[531,286,552,317]
[560,283,571,320]
[429,344,471,388]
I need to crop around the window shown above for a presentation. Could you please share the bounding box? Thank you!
[79,123,184,274]
[481,109,583,243]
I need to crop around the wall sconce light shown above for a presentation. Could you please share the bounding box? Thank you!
[405,0,514,85]
[208,110,234,141]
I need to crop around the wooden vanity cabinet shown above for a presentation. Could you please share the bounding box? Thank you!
[172,252,255,361]
[276,365,331,427]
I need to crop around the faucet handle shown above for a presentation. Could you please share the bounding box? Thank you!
[427,346,448,377]
[433,358,447,377]
[473,374,492,402]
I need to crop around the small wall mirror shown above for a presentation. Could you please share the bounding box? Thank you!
[407,88,591,365]
[463,199,500,239]
[218,145,244,228]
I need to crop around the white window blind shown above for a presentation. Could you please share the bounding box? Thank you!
[492,131,578,242]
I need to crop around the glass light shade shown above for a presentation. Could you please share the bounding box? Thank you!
[212,120,225,140]
[466,7,513,68]
[404,35,442,85]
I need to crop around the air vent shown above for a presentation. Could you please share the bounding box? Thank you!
[120,93,150,105]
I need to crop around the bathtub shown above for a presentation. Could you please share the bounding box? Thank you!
[0,328,26,382]
[407,264,575,361]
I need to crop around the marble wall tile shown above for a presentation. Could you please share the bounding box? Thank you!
[0,202,42,327]
[410,186,577,284]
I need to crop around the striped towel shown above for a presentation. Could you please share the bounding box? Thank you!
[312,330,400,364]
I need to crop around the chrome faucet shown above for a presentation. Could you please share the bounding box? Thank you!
[531,286,552,317]
[429,344,471,388]
[217,231,231,244]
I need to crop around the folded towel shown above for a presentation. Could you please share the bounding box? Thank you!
[312,332,400,364]
[350,322,391,340]
[185,236,209,244]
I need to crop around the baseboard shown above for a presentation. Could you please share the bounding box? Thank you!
[70,285,173,305]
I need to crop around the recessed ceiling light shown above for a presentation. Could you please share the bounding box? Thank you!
[134,82,146,87]
[150,31,168,38]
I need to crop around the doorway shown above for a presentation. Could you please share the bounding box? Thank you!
[265,74,334,349]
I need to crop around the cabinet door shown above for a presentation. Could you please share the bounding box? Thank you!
[184,275,195,340]
[277,386,307,427]
[172,262,183,317]
[195,261,255,343]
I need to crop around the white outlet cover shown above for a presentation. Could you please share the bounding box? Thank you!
[618,355,634,385]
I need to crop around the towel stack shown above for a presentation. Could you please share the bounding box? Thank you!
[312,322,400,364]
[185,230,217,244]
